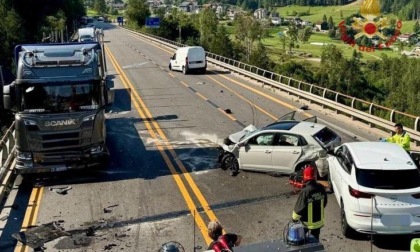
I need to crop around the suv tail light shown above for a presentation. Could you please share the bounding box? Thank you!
[349,186,374,199]
[412,193,420,199]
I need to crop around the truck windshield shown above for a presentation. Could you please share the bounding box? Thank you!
[19,82,101,113]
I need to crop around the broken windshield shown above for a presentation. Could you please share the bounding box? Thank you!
[19,82,101,113]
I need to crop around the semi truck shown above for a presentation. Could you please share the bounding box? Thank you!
[2,42,114,173]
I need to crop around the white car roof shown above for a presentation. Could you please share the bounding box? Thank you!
[346,142,415,170]
[288,121,326,136]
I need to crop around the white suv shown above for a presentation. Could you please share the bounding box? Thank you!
[328,142,420,237]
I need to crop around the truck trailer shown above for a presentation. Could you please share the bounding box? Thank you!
[3,42,114,173]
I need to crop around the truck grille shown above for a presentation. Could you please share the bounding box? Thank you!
[42,132,79,140]
[43,140,80,149]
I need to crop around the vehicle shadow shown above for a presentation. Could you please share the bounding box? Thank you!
[347,232,420,251]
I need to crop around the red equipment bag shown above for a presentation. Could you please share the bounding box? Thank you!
[211,235,233,252]
[289,170,305,189]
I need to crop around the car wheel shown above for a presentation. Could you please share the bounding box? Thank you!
[182,66,188,75]
[328,173,334,193]
[169,63,172,71]
[341,202,354,238]
[222,154,239,174]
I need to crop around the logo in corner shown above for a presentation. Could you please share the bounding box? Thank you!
[338,0,402,52]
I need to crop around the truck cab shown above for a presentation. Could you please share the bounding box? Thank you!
[3,42,114,173]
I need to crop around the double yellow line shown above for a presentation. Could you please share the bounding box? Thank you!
[105,46,218,245]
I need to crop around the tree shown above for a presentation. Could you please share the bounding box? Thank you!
[414,20,420,33]
[322,14,327,23]
[234,14,266,61]
[199,8,218,50]
[248,42,271,70]
[298,26,312,43]
[286,22,299,54]
[94,0,107,14]
[209,25,234,58]
[328,16,334,29]
[125,0,151,28]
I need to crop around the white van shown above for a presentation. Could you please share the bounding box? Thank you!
[78,27,96,42]
[169,46,206,74]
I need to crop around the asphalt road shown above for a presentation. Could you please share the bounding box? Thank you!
[0,22,417,252]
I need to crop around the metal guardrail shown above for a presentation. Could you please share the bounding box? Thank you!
[0,121,16,203]
[121,26,420,146]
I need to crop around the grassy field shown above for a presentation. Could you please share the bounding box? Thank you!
[276,4,415,34]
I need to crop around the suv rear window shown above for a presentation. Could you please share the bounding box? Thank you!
[356,168,420,189]
[313,127,339,146]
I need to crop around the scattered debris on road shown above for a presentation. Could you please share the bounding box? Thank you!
[49,186,72,195]
[12,221,71,249]
[196,81,205,85]
[300,105,309,110]
[224,109,232,114]
[103,204,119,213]
[104,243,117,250]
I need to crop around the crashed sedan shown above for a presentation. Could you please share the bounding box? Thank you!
[218,111,341,176]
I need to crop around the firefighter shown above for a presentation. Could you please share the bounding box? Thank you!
[292,164,328,241]
[381,123,411,151]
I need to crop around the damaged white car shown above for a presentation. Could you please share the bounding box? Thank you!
[218,111,341,176]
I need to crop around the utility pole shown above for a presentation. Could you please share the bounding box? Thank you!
[179,25,181,43]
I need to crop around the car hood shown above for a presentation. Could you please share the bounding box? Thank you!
[228,124,258,143]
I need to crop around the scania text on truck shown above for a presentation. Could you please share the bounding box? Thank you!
[2,42,114,173]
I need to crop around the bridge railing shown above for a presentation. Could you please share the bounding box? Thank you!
[122,27,420,146]
[0,121,15,203]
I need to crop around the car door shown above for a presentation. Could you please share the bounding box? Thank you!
[239,132,275,171]
[170,53,179,70]
[271,133,303,173]
[331,146,353,205]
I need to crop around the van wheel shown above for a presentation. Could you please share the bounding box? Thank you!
[169,63,172,71]
[201,67,206,74]
[182,66,188,75]
[328,172,334,193]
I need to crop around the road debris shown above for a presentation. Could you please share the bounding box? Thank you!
[104,243,117,250]
[0,213,9,221]
[103,204,119,213]
[224,109,232,114]
[196,81,205,85]
[300,105,309,110]
[49,186,72,195]
[12,221,71,249]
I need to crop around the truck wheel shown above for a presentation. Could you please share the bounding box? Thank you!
[182,66,188,75]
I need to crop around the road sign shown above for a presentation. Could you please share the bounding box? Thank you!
[145,17,160,28]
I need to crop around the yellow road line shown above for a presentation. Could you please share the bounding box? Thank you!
[196,92,208,101]
[127,31,313,120]
[106,46,216,244]
[15,186,44,252]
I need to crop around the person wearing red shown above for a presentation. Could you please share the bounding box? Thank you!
[292,165,328,240]
[207,221,242,252]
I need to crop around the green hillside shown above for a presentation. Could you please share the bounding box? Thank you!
[276,4,415,33]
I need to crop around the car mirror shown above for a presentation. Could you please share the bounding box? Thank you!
[327,148,335,155]
[238,141,248,147]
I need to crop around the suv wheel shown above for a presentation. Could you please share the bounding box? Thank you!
[341,202,354,238]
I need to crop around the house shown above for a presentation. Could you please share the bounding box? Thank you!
[315,21,328,31]
[179,2,193,12]
[397,33,418,43]
[271,17,281,25]
[253,8,268,20]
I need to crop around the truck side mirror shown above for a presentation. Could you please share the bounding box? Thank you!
[3,83,15,111]
[106,79,114,89]
[107,89,114,105]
